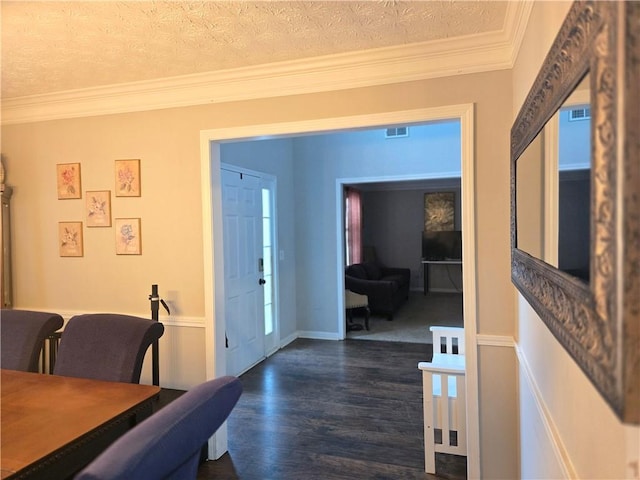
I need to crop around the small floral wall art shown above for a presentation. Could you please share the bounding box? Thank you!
[115,159,141,197]
[56,163,82,199]
[86,190,111,227]
[59,222,83,257]
[115,218,141,255]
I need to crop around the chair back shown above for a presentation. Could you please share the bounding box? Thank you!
[1,309,64,372]
[74,376,243,480]
[53,313,164,383]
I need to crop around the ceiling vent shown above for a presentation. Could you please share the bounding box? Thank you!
[568,107,591,121]
[385,127,409,138]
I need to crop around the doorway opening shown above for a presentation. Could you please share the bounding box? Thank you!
[341,175,463,343]
[200,105,479,477]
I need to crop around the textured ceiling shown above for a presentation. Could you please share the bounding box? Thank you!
[1,1,509,99]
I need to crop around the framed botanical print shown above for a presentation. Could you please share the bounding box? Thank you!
[58,222,83,257]
[56,163,82,199]
[115,159,141,197]
[115,218,141,255]
[86,190,111,227]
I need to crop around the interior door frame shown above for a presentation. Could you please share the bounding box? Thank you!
[199,104,479,478]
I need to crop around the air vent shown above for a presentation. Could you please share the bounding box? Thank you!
[568,107,591,121]
[385,127,409,138]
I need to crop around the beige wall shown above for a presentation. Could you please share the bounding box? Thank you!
[513,2,640,479]
[2,71,517,329]
[2,69,517,476]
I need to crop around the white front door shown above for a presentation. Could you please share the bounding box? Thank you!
[221,168,265,376]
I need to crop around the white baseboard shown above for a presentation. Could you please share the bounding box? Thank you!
[296,330,341,341]
[279,332,298,348]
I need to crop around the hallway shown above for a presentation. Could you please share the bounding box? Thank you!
[197,338,467,480]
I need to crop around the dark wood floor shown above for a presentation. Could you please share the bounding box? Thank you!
[194,338,467,480]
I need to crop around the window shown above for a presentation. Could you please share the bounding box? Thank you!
[262,188,273,336]
[345,187,362,265]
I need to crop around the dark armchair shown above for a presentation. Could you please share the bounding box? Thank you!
[74,376,243,480]
[345,262,410,320]
[53,313,164,384]
[0,309,64,372]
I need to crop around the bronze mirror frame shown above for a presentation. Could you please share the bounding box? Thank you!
[511,1,639,424]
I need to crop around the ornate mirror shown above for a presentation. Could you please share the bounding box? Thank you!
[511,1,639,423]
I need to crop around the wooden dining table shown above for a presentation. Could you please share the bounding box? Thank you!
[0,369,160,480]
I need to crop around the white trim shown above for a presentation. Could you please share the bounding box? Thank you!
[296,331,341,341]
[1,3,531,125]
[506,1,535,67]
[200,105,480,476]
[201,106,475,141]
[339,171,462,185]
[476,334,515,348]
[458,103,481,480]
[360,176,462,192]
[16,308,205,329]
[279,332,298,350]
[200,135,227,460]
[337,181,347,338]
[515,342,577,479]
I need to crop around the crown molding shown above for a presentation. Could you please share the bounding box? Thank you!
[505,0,535,66]
[1,2,531,125]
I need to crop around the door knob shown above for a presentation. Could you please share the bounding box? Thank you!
[259,278,266,285]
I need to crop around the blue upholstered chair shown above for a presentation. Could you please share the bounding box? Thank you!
[74,376,243,480]
[0,309,64,372]
[53,313,164,383]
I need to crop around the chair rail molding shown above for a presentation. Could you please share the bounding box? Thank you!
[476,334,515,348]
[18,308,204,329]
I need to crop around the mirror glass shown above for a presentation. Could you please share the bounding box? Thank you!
[515,132,545,258]
[515,74,591,281]
[557,75,591,282]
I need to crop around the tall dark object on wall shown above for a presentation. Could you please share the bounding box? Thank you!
[149,284,170,386]
[424,192,455,231]
[1,156,12,309]
[510,1,639,423]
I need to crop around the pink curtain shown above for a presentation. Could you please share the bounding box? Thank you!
[346,187,362,265]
